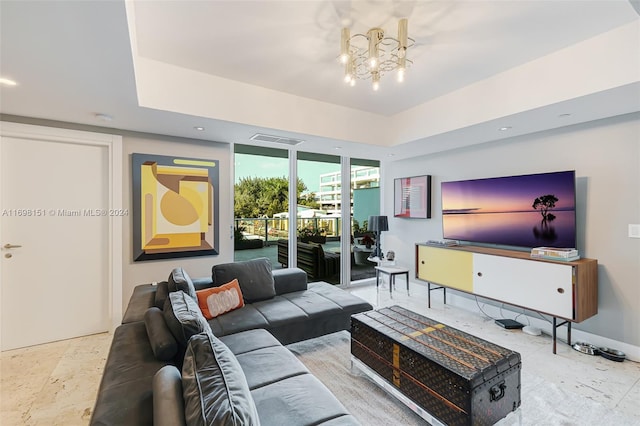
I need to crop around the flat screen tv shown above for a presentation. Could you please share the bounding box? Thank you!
[441,170,576,249]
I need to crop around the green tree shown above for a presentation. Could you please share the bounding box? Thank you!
[235,177,314,218]
[299,192,320,209]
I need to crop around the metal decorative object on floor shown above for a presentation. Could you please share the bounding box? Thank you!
[351,306,522,426]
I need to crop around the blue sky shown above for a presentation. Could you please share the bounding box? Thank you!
[234,154,340,194]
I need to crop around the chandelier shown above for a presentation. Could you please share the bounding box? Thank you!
[339,18,414,90]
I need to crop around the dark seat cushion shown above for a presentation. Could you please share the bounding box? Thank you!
[207,304,269,336]
[218,328,282,355]
[212,258,276,303]
[251,374,358,426]
[90,322,170,425]
[234,345,309,390]
[182,332,260,426]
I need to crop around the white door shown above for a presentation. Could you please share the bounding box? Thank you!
[1,127,113,350]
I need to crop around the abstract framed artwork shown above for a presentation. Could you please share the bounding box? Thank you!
[394,175,432,219]
[132,153,219,261]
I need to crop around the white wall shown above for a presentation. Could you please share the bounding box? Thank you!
[121,134,232,313]
[383,113,640,347]
[0,116,235,316]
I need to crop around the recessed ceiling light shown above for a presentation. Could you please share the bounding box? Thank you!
[499,126,512,131]
[0,78,18,86]
[558,113,572,118]
[388,154,395,157]
[334,146,342,150]
[194,126,205,131]
[95,113,113,122]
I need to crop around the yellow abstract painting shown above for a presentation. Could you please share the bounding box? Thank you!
[133,154,219,261]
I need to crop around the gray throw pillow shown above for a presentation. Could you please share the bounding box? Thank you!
[163,291,211,349]
[182,332,260,426]
[212,258,275,303]
[144,307,178,361]
[168,267,197,301]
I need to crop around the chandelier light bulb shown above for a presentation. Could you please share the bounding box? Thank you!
[339,28,350,64]
[397,55,407,83]
[372,72,380,91]
[350,79,356,87]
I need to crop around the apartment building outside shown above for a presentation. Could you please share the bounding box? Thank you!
[317,166,380,213]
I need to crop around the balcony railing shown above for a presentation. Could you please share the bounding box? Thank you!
[234,217,343,246]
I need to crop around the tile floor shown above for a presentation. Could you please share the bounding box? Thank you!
[1,332,111,425]
[1,279,638,425]
[349,279,640,424]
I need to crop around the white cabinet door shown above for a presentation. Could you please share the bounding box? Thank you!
[473,254,574,319]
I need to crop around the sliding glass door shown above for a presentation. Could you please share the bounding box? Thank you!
[233,145,380,286]
[296,152,341,284]
[233,145,288,268]
[350,158,380,282]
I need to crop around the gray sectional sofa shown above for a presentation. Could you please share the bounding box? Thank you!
[91,258,373,425]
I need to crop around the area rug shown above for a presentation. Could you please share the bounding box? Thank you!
[287,331,638,426]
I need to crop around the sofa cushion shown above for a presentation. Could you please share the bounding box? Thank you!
[182,332,260,426]
[218,329,281,356]
[212,258,276,303]
[196,279,244,319]
[250,373,356,426]
[168,267,197,300]
[163,291,211,349]
[90,322,170,425]
[144,307,178,361]
[155,280,169,309]
[234,345,309,390]
[207,304,269,337]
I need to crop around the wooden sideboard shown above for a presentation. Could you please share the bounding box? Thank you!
[415,243,598,352]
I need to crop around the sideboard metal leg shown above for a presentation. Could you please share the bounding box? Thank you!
[553,317,557,354]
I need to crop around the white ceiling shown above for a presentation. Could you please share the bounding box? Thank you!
[1,1,639,161]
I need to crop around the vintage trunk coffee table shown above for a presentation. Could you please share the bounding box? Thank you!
[351,306,521,426]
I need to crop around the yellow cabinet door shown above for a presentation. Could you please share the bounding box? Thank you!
[417,246,473,293]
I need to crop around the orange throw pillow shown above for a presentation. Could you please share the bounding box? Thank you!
[196,279,244,320]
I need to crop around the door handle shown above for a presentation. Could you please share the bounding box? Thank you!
[3,244,22,249]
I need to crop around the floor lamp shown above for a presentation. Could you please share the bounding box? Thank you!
[368,215,388,259]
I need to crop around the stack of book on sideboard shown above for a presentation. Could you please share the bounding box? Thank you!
[530,247,580,261]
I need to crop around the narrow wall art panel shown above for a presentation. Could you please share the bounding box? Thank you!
[394,175,432,219]
[132,153,219,261]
